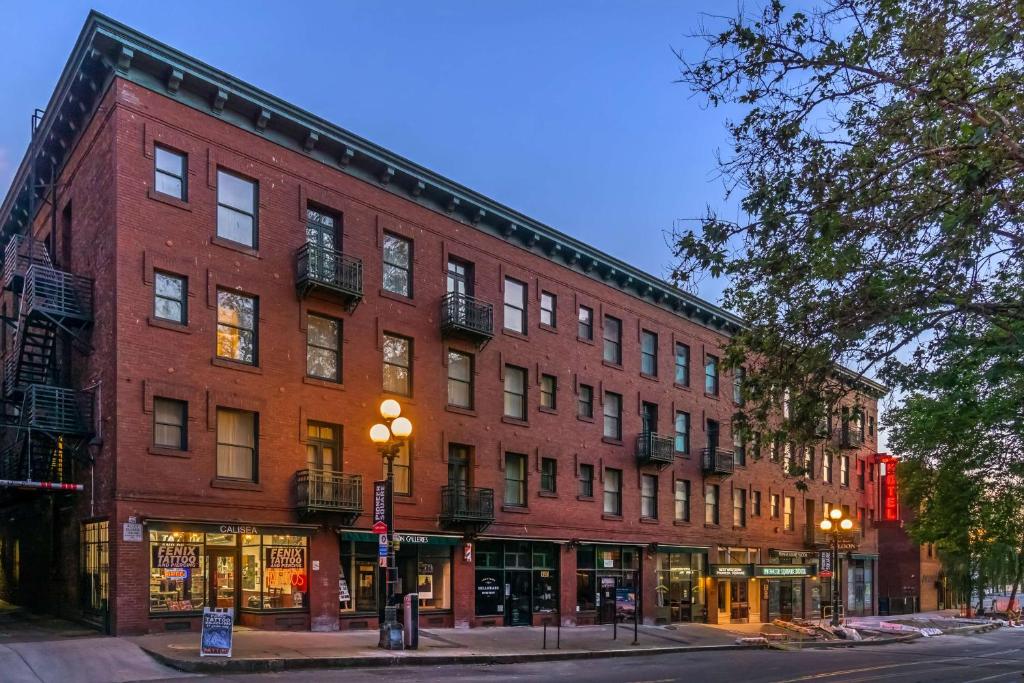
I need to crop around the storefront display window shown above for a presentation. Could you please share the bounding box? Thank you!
[576,544,639,619]
[415,546,451,610]
[241,534,308,610]
[340,542,379,613]
[475,541,560,622]
[654,551,706,623]
[149,531,207,614]
[340,540,453,614]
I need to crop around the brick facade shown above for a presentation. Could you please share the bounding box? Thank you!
[0,15,882,636]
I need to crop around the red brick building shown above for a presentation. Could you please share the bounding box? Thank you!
[0,13,884,635]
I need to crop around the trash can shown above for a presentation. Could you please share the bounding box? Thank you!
[403,593,419,649]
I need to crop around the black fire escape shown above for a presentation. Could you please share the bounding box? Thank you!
[0,235,94,490]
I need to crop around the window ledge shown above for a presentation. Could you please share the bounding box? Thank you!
[501,328,529,341]
[445,405,477,417]
[672,520,691,527]
[704,523,720,529]
[211,478,263,491]
[147,317,191,334]
[211,235,260,258]
[577,336,595,346]
[147,188,191,211]
[576,415,595,423]
[502,505,530,514]
[601,514,623,522]
[538,406,558,416]
[601,437,623,446]
[538,491,558,499]
[639,373,659,383]
[639,517,659,524]
[212,357,262,374]
[538,323,558,334]
[704,392,720,401]
[148,446,191,459]
[378,289,416,307]
[303,376,345,391]
[601,360,623,371]
[577,495,595,502]
[501,416,529,427]
[674,382,692,392]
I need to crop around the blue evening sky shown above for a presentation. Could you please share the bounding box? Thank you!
[0,0,740,306]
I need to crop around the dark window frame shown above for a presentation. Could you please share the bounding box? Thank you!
[382,232,413,298]
[578,305,593,340]
[503,364,528,420]
[447,350,474,409]
[540,291,557,327]
[153,397,187,450]
[640,330,658,376]
[382,333,413,396]
[675,343,690,386]
[504,452,527,507]
[306,313,342,382]
[215,288,258,366]
[602,315,622,365]
[215,407,258,482]
[540,373,557,410]
[578,383,594,419]
[705,354,719,395]
[154,271,187,325]
[503,277,527,333]
[154,145,187,200]
[540,457,557,494]
[216,168,258,248]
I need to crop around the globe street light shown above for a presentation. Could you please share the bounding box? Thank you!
[370,399,413,649]
[820,509,855,627]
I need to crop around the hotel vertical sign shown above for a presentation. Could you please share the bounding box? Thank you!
[877,454,900,522]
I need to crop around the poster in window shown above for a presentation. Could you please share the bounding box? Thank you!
[152,543,201,568]
[417,573,434,600]
[339,577,350,605]
[265,546,305,569]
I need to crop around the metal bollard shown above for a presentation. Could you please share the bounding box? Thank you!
[632,611,638,645]
[557,619,561,649]
[543,621,548,650]
[614,616,618,640]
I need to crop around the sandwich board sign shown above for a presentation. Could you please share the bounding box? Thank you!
[200,607,233,657]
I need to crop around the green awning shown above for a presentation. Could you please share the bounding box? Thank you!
[659,545,710,554]
[341,531,461,546]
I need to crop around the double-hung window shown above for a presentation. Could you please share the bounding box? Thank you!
[579,463,594,497]
[578,306,593,340]
[840,455,850,486]
[603,391,622,440]
[733,489,746,528]
[674,480,690,522]
[154,397,187,450]
[382,334,412,396]
[705,355,719,395]
[154,272,186,324]
[675,343,690,385]
[540,458,557,493]
[641,330,658,376]
[704,484,719,525]
[216,289,257,364]
[641,475,658,519]
[674,411,690,454]
[504,365,527,420]
[603,315,622,364]
[784,496,795,530]
[503,278,526,333]
[382,233,412,297]
[578,384,594,419]
[216,408,257,481]
[540,374,557,410]
[603,468,622,516]
[505,453,527,506]
[770,493,780,518]
[540,291,556,327]
[447,351,473,408]
[154,146,186,200]
[216,169,257,247]
[733,367,745,405]
[306,314,341,382]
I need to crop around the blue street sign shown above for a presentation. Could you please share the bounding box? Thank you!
[379,544,388,557]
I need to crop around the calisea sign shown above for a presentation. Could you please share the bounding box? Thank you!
[153,543,201,568]
[265,547,306,569]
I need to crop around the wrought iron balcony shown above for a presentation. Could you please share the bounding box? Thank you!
[2,235,51,293]
[636,432,675,466]
[295,243,363,308]
[23,265,93,324]
[440,485,495,531]
[440,292,493,342]
[296,469,362,525]
[840,427,864,449]
[22,384,93,435]
[701,447,735,476]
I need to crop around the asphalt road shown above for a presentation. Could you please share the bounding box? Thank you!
[181,628,1024,683]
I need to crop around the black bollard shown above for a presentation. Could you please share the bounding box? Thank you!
[557,619,561,649]
[614,615,618,640]
[543,621,548,650]
[632,609,639,645]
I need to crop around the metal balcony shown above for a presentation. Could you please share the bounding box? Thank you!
[296,469,362,525]
[440,485,495,532]
[840,428,864,449]
[23,384,93,435]
[701,447,735,477]
[295,243,363,309]
[636,432,675,466]
[2,235,51,293]
[440,293,493,343]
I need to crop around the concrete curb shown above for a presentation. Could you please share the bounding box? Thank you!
[769,632,922,650]
[942,623,1002,636]
[140,642,765,674]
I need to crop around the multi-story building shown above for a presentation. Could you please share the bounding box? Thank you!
[0,13,884,635]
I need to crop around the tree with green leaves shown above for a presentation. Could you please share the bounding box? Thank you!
[673,0,1023,447]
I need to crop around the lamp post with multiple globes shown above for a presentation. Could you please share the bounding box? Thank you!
[369,399,412,649]
[819,508,854,627]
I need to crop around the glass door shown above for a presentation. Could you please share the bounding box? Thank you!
[507,571,532,626]
[306,207,338,280]
[208,549,238,618]
[730,579,749,622]
[598,576,618,624]
[446,259,472,296]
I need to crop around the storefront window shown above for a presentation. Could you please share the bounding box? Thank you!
[654,552,706,623]
[340,540,452,614]
[340,542,379,613]
[149,530,206,614]
[576,544,640,616]
[80,521,109,616]
[416,546,451,610]
[475,541,560,619]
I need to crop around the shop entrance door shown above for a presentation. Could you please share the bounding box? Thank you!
[730,579,750,622]
[506,571,532,626]
[208,549,238,619]
[598,576,618,624]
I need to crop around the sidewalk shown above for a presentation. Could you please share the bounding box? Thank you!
[132,622,758,673]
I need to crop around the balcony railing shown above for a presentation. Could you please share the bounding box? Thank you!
[440,485,495,527]
[2,235,50,292]
[295,243,363,306]
[23,384,93,435]
[636,432,675,466]
[701,447,735,476]
[440,292,494,342]
[23,265,93,323]
[296,469,362,520]
[841,428,864,449]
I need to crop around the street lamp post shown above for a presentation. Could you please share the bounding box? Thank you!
[819,508,854,627]
[370,399,413,650]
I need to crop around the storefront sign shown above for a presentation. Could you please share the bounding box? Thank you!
[153,543,201,568]
[754,565,817,578]
[200,607,233,657]
[218,525,259,535]
[393,534,431,544]
[878,454,900,522]
[163,568,189,581]
[709,564,753,578]
[769,549,814,560]
[264,547,305,569]
[819,550,833,578]
[475,573,503,615]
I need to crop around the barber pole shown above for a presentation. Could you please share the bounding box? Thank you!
[0,479,84,492]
